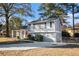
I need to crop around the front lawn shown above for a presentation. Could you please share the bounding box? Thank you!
[0,37,17,43]
[0,48,79,56]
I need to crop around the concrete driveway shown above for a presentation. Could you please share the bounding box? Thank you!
[0,42,55,50]
[0,42,78,50]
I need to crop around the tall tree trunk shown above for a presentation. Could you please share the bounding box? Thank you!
[5,14,9,37]
[72,4,75,39]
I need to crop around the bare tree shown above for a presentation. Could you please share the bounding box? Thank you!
[0,3,33,37]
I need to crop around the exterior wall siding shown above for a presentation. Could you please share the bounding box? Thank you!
[28,19,62,42]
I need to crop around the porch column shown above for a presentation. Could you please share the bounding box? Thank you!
[20,30,22,39]
[24,30,26,38]
[12,30,14,38]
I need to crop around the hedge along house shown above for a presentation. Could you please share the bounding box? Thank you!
[28,18,62,42]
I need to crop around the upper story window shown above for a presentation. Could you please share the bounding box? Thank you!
[50,22,52,28]
[33,24,35,29]
[45,22,46,28]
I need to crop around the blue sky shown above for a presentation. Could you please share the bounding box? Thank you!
[67,13,79,26]
[0,3,79,26]
[26,3,41,22]
[0,3,41,25]
[28,3,79,26]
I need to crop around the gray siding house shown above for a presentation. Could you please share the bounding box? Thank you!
[28,18,62,42]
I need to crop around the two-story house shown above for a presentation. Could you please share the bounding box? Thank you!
[28,18,62,42]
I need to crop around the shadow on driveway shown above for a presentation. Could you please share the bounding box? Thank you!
[47,44,79,48]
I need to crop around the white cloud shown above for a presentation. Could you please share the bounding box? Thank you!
[67,13,72,19]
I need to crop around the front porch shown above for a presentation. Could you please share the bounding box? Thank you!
[11,29,29,39]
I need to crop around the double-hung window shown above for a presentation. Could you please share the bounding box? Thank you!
[45,22,46,28]
[50,22,52,28]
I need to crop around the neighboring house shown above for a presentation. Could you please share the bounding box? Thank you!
[11,26,29,39]
[62,24,73,36]
[28,18,62,42]
[62,23,79,37]
[0,29,6,36]
[74,23,79,33]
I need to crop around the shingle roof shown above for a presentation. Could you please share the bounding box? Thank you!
[28,18,56,24]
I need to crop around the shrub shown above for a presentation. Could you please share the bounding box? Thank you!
[35,34,43,41]
[16,36,20,39]
[62,31,71,37]
[74,33,79,37]
[27,34,35,40]
[23,38,27,40]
